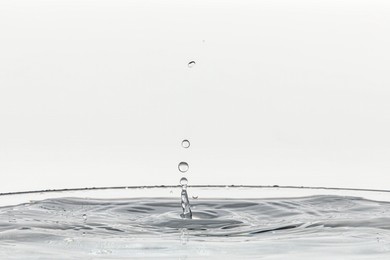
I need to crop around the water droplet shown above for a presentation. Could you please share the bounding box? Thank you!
[188,61,196,68]
[178,162,189,173]
[180,177,188,186]
[82,214,87,221]
[181,139,190,148]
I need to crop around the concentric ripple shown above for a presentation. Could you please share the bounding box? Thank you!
[1,195,390,259]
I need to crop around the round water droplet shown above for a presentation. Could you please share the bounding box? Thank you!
[188,61,196,68]
[82,214,87,220]
[181,139,190,148]
[178,162,189,173]
[180,177,188,186]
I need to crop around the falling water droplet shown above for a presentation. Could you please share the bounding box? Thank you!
[188,61,196,68]
[181,139,190,148]
[180,177,188,187]
[178,162,189,173]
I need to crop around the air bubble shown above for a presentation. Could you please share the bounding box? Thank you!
[178,162,189,173]
[181,139,190,148]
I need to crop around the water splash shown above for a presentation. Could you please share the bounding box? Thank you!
[1,194,390,258]
[178,139,192,219]
[179,176,192,219]
[180,188,192,219]
[180,177,191,219]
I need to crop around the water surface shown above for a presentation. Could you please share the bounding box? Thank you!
[1,194,390,259]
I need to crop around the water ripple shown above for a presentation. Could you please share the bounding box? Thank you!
[1,195,390,258]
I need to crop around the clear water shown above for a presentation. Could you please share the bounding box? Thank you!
[1,192,390,259]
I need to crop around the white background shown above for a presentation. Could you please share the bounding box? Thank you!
[1,0,390,193]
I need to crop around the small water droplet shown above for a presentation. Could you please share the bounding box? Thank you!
[180,177,188,186]
[82,214,87,221]
[188,61,196,68]
[181,139,190,148]
[178,162,189,173]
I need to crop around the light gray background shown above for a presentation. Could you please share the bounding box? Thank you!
[1,0,390,193]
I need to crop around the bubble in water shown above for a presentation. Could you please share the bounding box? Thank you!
[181,139,190,148]
[188,61,196,68]
[178,162,189,173]
[180,177,188,186]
